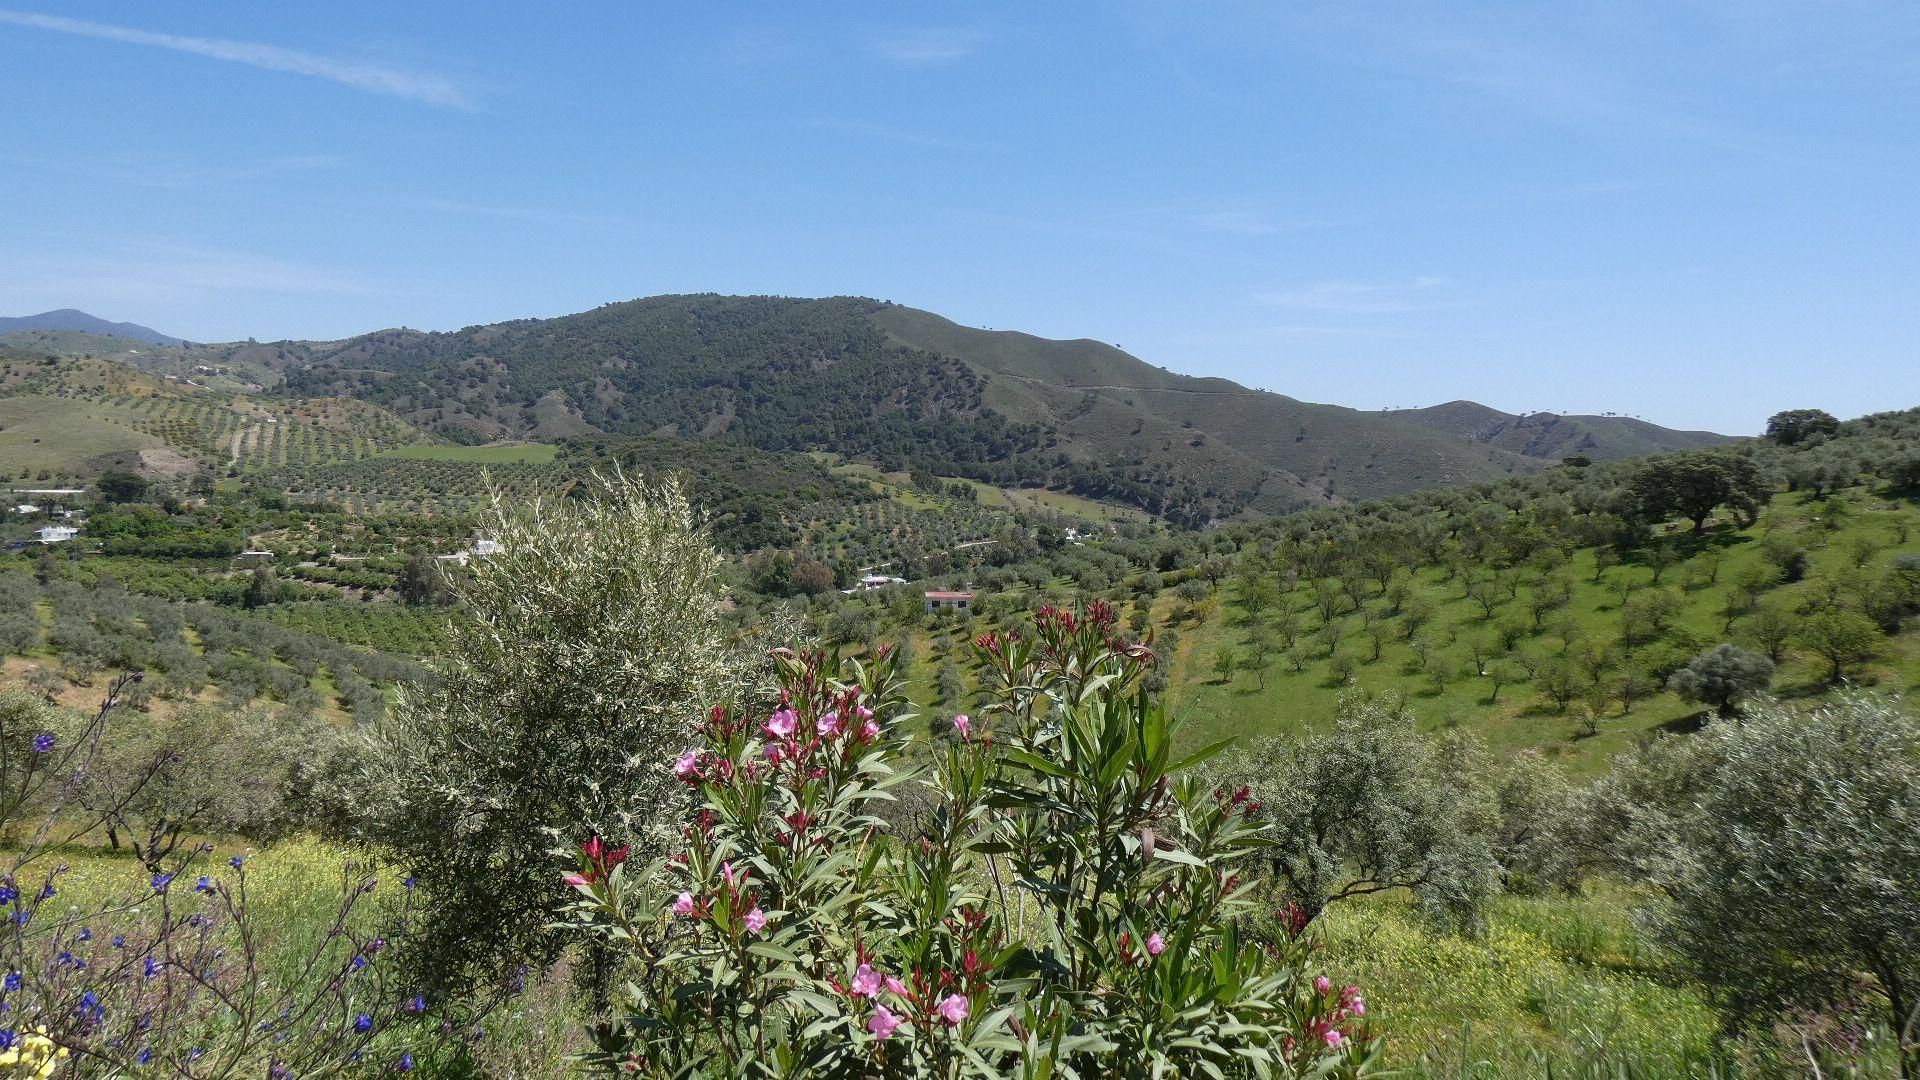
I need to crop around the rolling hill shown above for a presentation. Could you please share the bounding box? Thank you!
[1377,400,1729,460]
[20,294,1731,525]
[0,308,184,346]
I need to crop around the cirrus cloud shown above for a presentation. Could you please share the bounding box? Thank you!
[0,9,471,107]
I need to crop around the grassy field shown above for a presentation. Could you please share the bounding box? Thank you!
[999,485,1148,525]
[377,442,558,464]
[1151,488,1920,773]
[0,395,161,475]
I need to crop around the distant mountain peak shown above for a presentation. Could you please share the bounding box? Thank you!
[0,309,185,346]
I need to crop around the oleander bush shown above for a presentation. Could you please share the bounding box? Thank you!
[559,604,1381,1077]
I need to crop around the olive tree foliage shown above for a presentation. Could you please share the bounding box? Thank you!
[1208,694,1502,930]
[74,704,329,870]
[1667,643,1774,718]
[1572,695,1920,1075]
[350,473,757,993]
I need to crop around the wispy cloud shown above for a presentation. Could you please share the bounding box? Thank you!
[799,117,1005,152]
[1256,276,1451,314]
[0,10,470,107]
[872,27,982,64]
[1,240,382,307]
[1189,207,1327,236]
[387,196,630,230]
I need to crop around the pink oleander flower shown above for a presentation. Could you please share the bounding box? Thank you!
[859,719,880,741]
[744,907,767,934]
[818,710,842,737]
[673,752,700,781]
[868,1005,903,1040]
[1324,1029,1344,1049]
[884,976,908,996]
[937,993,969,1026]
[952,714,970,738]
[1145,932,1166,957]
[766,708,798,738]
[764,743,784,763]
[672,891,695,917]
[722,861,737,886]
[852,963,883,999]
[562,873,589,888]
[1348,998,1366,1017]
[1314,975,1331,995]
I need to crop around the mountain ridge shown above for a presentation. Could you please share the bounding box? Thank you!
[0,308,185,346]
[45,293,1733,525]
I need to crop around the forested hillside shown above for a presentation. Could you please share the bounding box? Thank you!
[58,294,1733,527]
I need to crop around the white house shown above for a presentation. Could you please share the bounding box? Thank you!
[11,504,41,516]
[924,590,975,613]
[35,525,78,544]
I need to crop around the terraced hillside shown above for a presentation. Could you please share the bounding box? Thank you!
[0,357,432,482]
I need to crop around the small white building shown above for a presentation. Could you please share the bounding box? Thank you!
[858,574,907,590]
[471,537,504,557]
[35,525,79,544]
[11,504,41,516]
[924,590,975,613]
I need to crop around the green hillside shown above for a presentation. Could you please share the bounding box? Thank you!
[873,304,1561,504]
[0,356,434,482]
[1381,399,1730,460]
[58,294,1729,528]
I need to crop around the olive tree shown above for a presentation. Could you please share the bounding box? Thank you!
[1667,643,1774,718]
[1209,694,1502,930]
[1587,695,1919,1075]
[352,473,753,995]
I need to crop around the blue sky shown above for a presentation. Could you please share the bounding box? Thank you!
[3,2,1916,433]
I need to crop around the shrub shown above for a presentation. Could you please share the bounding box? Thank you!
[0,678,474,1074]
[560,605,1382,1076]
[1584,694,1920,1075]
[351,472,754,996]
[1211,696,1502,931]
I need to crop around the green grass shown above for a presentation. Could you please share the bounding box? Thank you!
[998,485,1142,525]
[1153,489,1920,772]
[1320,885,1726,1076]
[0,394,162,474]
[377,442,557,464]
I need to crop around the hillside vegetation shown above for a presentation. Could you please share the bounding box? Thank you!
[59,294,1731,527]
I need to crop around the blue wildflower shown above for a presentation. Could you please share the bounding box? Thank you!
[406,994,426,1013]
[193,876,211,893]
[77,928,91,941]
[230,855,245,870]
[0,1029,14,1050]
[4,972,19,990]
[38,884,54,900]
[0,886,15,904]
[354,1013,373,1033]
[150,872,172,892]
[112,935,125,949]
[398,1051,415,1071]
[351,954,368,971]
[32,733,54,754]
[402,875,417,890]
[137,1048,152,1065]
[144,956,161,978]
